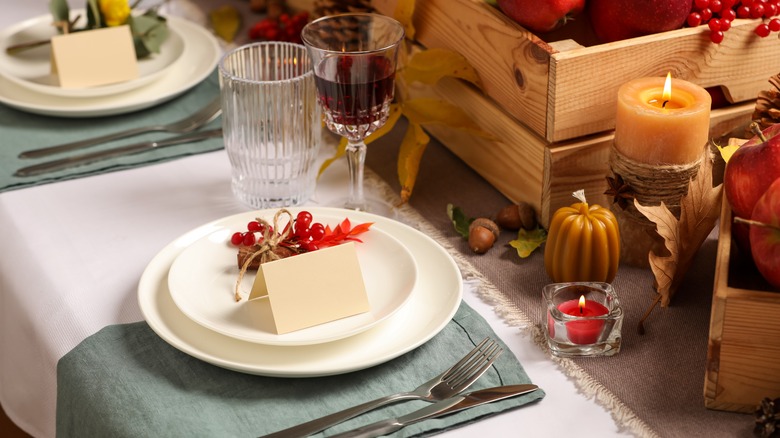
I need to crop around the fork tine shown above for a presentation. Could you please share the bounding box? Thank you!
[447,344,503,390]
[439,338,492,381]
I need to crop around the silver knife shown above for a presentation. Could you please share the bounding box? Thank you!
[290,384,538,438]
[14,128,223,177]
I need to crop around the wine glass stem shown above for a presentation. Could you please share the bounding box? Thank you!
[345,138,367,211]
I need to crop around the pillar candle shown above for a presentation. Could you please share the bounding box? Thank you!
[614,74,711,165]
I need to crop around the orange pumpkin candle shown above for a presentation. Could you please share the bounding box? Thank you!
[614,73,711,165]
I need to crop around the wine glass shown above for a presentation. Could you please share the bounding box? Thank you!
[301,13,404,213]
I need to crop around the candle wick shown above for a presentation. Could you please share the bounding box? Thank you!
[662,100,669,108]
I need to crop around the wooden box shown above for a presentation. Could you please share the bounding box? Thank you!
[372,0,770,225]
[704,201,780,413]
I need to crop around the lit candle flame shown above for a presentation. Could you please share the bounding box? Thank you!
[578,295,585,314]
[662,72,672,108]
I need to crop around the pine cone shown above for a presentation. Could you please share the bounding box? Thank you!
[755,397,780,438]
[313,0,374,18]
[751,73,780,131]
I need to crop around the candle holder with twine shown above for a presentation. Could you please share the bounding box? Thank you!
[607,142,702,268]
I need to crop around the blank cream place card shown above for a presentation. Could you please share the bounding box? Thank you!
[248,242,370,334]
[50,25,139,88]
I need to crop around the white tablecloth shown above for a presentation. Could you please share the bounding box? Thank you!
[0,2,629,437]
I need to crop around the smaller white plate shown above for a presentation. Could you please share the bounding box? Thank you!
[0,12,185,98]
[167,212,418,346]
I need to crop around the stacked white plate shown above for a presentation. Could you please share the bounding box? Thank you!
[0,12,221,117]
[138,207,464,377]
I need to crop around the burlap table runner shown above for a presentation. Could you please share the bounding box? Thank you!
[366,119,753,438]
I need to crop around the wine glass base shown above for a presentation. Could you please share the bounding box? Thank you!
[333,196,398,218]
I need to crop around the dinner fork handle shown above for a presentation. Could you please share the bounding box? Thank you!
[19,126,162,159]
[260,392,417,438]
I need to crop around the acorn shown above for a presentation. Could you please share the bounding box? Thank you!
[496,202,537,230]
[468,218,499,254]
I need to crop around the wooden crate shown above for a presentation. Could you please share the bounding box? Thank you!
[373,0,780,143]
[704,201,780,413]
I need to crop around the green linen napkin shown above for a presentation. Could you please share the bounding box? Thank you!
[0,71,223,193]
[57,302,544,437]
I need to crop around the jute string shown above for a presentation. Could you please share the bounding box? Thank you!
[233,208,294,302]
[609,142,702,220]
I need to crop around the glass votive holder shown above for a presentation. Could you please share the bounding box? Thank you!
[543,282,623,357]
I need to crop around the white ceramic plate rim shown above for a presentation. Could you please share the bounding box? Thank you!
[138,207,463,377]
[0,16,220,117]
[0,11,186,98]
[166,212,418,346]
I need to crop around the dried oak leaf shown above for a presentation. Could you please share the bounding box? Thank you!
[633,155,723,307]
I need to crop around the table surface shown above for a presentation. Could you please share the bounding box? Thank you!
[0,1,632,437]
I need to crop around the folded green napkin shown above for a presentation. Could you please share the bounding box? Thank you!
[0,71,223,193]
[57,302,544,437]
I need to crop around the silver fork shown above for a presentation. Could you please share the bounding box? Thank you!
[18,98,222,159]
[261,338,503,438]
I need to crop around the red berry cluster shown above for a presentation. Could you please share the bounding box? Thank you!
[230,210,373,253]
[687,0,780,43]
[248,12,310,44]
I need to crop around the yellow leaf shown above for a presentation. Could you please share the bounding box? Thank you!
[317,104,403,178]
[403,48,482,88]
[715,138,746,164]
[394,0,416,40]
[398,121,430,203]
[634,156,723,307]
[402,98,495,140]
[509,227,547,258]
[209,5,241,42]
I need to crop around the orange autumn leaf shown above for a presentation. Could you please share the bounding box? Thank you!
[394,0,416,40]
[403,48,482,89]
[633,155,723,307]
[398,121,430,202]
[317,104,403,178]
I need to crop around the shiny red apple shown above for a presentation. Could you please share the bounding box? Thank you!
[496,0,585,33]
[724,123,780,253]
[588,0,691,43]
[748,178,780,289]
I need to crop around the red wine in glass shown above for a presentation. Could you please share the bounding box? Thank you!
[314,55,395,139]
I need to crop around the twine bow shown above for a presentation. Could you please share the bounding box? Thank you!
[234,209,295,302]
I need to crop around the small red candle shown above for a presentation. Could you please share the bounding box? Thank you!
[558,295,609,345]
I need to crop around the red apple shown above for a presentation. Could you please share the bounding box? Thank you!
[748,178,780,289]
[588,0,691,43]
[496,0,585,33]
[724,123,780,254]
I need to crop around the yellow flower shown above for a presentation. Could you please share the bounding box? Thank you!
[98,0,131,27]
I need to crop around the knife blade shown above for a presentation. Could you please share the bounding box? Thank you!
[14,128,223,178]
[328,384,539,438]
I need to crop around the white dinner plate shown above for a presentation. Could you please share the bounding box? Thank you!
[167,211,418,345]
[0,15,220,117]
[138,207,463,377]
[0,12,186,98]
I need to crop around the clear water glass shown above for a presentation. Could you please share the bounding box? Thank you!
[218,42,321,209]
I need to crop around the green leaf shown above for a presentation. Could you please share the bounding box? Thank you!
[447,204,473,239]
[509,227,548,258]
[86,0,101,29]
[130,14,169,57]
[49,0,69,23]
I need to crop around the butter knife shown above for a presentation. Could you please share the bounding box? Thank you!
[14,128,223,177]
[270,384,539,438]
